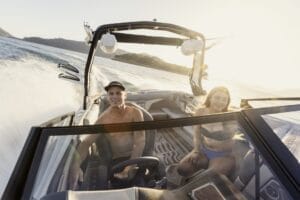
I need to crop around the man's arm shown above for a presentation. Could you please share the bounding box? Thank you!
[73,115,104,165]
[74,135,98,163]
[130,108,146,159]
[68,116,104,189]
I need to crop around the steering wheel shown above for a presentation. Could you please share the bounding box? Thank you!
[110,156,160,188]
[81,157,160,190]
[111,156,160,176]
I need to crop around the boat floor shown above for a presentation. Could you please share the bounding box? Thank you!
[154,128,192,166]
[153,128,193,187]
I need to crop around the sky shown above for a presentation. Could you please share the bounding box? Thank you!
[1,0,300,91]
[1,0,299,41]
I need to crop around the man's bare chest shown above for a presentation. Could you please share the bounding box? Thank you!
[105,114,133,123]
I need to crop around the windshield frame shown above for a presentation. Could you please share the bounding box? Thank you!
[83,21,206,109]
[241,97,300,108]
[242,104,300,195]
[13,106,299,199]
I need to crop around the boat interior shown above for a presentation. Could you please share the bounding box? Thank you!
[26,81,298,200]
[45,90,274,200]
[32,90,297,200]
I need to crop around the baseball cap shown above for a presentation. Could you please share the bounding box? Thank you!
[104,81,125,91]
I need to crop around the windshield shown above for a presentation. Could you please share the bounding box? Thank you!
[29,113,294,200]
[89,42,198,98]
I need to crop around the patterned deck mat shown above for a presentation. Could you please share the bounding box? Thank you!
[153,128,193,167]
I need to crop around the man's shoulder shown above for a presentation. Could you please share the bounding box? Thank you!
[127,105,140,111]
[96,109,111,123]
[126,105,143,121]
[100,108,111,117]
[127,105,141,112]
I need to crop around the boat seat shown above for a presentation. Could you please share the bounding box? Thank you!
[233,149,257,192]
[81,99,160,190]
[233,148,284,199]
[233,126,298,199]
[161,107,190,119]
[150,111,169,120]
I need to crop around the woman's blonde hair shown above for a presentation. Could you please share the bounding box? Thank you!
[204,86,231,112]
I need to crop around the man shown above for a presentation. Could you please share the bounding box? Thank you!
[68,81,145,190]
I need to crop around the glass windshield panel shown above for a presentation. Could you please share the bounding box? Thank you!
[92,43,193,95]
[262,111,300,162]
[30,119,293,200]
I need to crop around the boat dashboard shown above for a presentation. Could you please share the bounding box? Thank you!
[41,170,246,200]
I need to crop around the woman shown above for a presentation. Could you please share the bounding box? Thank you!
[177,86,236,177]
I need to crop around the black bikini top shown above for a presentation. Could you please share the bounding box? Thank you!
[200,122,236,141]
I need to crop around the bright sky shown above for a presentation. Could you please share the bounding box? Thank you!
[1,0,300,91]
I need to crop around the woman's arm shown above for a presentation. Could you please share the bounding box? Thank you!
[193,125,202,152]
[192,108,207,152]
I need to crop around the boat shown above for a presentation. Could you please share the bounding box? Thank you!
[2,21,300,200]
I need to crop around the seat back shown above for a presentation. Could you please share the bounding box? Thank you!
[234,149,256,191]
